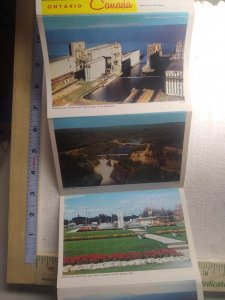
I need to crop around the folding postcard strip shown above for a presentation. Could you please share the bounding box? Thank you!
[57,188,203,299]
[36,0,194,118]
[49,110,191,195]
[57,280,201,300]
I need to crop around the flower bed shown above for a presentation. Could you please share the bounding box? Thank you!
[78,227,98,232]
[63,249,182,266]
[64,233,137,242]
[155,229,185,234]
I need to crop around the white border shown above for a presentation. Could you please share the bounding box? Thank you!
[179,188,204,300]
[57,188,203,299]
[36,1,194,119]
[57,280,198,300]
[49,109,191,196]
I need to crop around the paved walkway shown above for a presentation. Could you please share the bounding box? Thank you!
[144,233,186,245]
[68,228,79,233]
[145,234,189,257]
[130,229,189,260]
[130,228,146,233]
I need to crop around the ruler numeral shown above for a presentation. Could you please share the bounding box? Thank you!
[25,20,43,264]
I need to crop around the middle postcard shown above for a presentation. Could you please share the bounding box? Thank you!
[49,110,191,195]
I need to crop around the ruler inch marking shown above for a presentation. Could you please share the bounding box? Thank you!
[35,255,58,286]
[25,19,43,264]
[199,261,225,292]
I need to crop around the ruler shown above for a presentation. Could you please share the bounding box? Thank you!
[25,20,43,264]
[199,261,225,292]
[35,255,58,285]
[24,21,58,285]
[7,0,59,284]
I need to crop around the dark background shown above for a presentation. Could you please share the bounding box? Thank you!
[0,1,15,147]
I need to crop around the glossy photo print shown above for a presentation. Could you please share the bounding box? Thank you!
[41,12,190,117]
[62,291,198,300]
[62,188,192,276]
[57,279,200,300]
[50,111,189,192]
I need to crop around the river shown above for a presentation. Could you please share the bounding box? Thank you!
[84,63,164,103]
[94,159,117,185]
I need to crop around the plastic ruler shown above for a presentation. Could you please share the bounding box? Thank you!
[25,20,43,264]
[199,261,225,292]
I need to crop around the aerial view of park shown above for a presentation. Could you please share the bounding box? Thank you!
[62,189,191,276]
[54,112,186,188]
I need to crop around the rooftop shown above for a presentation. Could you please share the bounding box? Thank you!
[50,55,71,63]
[85,44,112,52]
[166,59,183,72]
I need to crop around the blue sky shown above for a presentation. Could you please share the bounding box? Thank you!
[43,13,188,31]
[68,290,197,300]
[54,111,186,129]
[64,188,181,220]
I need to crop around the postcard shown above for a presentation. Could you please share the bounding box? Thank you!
[36,0,194,118]
[57,188,203,299]
[57,280,200,300]
[49,110,191,194]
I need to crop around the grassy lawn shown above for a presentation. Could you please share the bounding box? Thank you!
[64,229,133,238]
[64,236,167,257]
[146,226,187,242]
[65,82,95,102]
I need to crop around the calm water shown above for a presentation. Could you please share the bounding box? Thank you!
[84,63,164,102]
[94,159,116,185]
[45,23,186,102]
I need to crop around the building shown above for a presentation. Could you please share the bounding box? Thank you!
[50,41,123,90]
[85,56,106,82]
[165,40,184,97]
[136,215,174,226]
[50,56,77,91]
[122,49,140,68]
[84,43,122,81]
[172,40,184,60]
[165,59,183,96]
[173,203,184,222]
[146,43,162,72]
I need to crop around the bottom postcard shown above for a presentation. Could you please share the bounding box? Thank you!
[57,280,199,300]
[57,188,203,299]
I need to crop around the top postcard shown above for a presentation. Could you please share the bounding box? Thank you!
[36,0,194,118]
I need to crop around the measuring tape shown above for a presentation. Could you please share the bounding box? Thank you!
[199,261,225,292]
[25,19,43,264]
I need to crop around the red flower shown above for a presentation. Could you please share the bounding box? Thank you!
[63,249,182,266]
